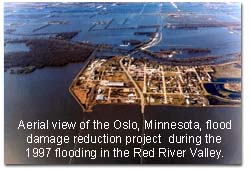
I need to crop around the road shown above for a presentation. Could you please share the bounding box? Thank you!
[160,65,168,104]
[121,11,163,113]
[120,5,164,164]
[119,58,145,113]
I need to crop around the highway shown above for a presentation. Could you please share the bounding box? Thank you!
[160,65,168,104]
[121,5,164,164]
[119,58,145,113]
[121,10,164,113]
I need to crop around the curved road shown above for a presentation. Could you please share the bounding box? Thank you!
[119,5,163,164]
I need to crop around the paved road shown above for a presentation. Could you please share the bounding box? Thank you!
[160,66,168,104]
[119,58,145,113]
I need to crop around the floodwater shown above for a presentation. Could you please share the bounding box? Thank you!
[4,64,83,164]
[4,2,241,57]
[4,64,241,164]
[4,43,30,53]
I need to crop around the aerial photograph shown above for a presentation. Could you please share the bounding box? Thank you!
[4,2,241,164]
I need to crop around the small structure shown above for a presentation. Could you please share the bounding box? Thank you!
[128,93,136,103]
[100,80,125,87]
[106,82,124,87]
[128,93,136,99]
[96,94,104,101]
[98,88,102,94]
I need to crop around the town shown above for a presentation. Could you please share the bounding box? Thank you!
[70,56,224,113]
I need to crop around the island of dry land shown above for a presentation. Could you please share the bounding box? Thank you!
[70,56,241,113]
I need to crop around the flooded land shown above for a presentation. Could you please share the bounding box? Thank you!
[4,2,241,164]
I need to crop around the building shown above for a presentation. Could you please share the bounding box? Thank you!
[100,80,125,87]
[96,94,104,101]
[127,93,136,103]
[106,82,124,87]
